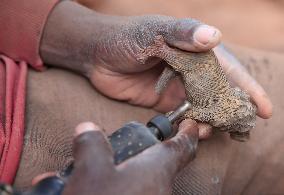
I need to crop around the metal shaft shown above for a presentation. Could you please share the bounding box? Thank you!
[167,100,192,123]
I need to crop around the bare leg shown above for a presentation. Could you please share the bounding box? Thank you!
[14,46,284,195]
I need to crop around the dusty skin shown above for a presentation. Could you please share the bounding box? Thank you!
[14,46,284,194]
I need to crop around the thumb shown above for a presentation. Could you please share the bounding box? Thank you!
[165,19,222,52]
[73,122,115,174]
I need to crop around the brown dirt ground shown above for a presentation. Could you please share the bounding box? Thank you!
[77,0,284,53]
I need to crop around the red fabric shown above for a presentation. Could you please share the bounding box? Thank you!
[0,0,59,69]
[0,56,27,184]
[0,0,59,183]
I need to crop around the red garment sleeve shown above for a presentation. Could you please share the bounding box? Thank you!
[0,0,60,184]
[0,0,59,69]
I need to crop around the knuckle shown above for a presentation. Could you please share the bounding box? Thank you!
[180,119,198,129]
[177,134,197,156]
[174,18,202,32]
[167,133,198,160]
[164,18,203,45]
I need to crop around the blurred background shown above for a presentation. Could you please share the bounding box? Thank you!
[77,0,284,52]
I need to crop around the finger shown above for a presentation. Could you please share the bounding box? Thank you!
[118,119,198,177]
[168,119,199,171]
[173,122,212,140]
[165,19,222,52]
[214,45,273,119]
[237,74,272,119]
[31,172,56,186]
[197,123,213,140]
[73,122,115,174]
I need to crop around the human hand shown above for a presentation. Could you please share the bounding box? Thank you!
[88,16,272,120]
[41,1,221,113]
[85,13,272,136]
[41,1,272,139]
[32,120,198,195]
[213,45,272,119]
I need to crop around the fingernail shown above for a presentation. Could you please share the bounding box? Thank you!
[193,25,220,46]
[75,122,102,137]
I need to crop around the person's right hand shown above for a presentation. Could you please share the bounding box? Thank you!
[59,120,198,195]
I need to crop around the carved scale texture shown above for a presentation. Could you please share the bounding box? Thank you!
[137,35,256,141]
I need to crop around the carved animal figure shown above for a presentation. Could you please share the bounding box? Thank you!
[137,35,256,141]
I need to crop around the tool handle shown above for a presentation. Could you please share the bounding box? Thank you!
[109,121,160,164]
[110,115,173,163]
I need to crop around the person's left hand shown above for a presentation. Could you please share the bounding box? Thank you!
[41,1,272,139]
